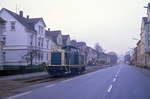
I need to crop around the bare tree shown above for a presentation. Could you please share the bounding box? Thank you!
[108,52,118,64]
[94,43,104,64]
[22,49,38,66]
[94,43,103,53]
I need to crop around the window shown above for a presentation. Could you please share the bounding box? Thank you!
[2,24,6,32]
[57,36,61,44]
[41,53,43,61]
[2,52,6,61]
[46,40,49,49]
[148,25,150,32]
[30,35,33,46]
[30,41,32,46]
[148,40,150,46]
[38,53,40,61]
[10,21,16,31]
[38,38,41,47]
[38,26,40,33]
[41,38,44,47]
[3,37,6,45]
[47,54,48,60]
[39,26,43,34]
[148,34,150,38]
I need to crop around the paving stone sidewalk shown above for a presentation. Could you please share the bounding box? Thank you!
[0,72,48,80]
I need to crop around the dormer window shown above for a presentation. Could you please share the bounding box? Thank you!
[10,21,16,31]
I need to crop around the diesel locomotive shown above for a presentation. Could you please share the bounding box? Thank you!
[45,46,86,76]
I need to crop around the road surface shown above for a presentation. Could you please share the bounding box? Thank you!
[6,64,150,99]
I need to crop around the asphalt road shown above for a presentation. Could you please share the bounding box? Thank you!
[6,64,150,99]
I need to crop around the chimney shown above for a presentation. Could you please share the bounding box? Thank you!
[19,11,23,17]
[48,28,50,31]
[27,15,29,19]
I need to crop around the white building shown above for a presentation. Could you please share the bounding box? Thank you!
[0,17,6,69]
[76,42,88,64]
[98,53,110,65]
[86,47,97,65]
[0,8,52,68]
[137,3,150,67]
[62,35,71,47]
[45,29,63,49]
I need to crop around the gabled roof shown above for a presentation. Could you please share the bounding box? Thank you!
[0,17,6,23]
[62,45,78,50]
[1,8,46,32]
[48,30,61,37]
[29,18,46,27]
[62,35,70,41]
[70,40,77,47]
[76,42,86,47]
[1,8,35,31]
[92,48,97,52]
[62,35,70,45]
[45,30,61,44]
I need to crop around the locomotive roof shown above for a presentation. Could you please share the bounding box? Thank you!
[62,45,78,49]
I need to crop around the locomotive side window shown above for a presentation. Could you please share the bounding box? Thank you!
[51,52,61,65]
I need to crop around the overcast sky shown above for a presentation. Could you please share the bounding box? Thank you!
[0,0,149,55]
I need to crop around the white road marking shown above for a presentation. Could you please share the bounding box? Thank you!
[46,84,56,88]
[115,74,118,78]
[113,78,116,82]
[117,69,120,74]
[117,66,122,75]
[107,84,113,93]
[117,71,119,75]
[6,91,32,99]
[62,79,73,83]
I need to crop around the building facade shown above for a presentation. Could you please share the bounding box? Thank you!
[45,30,63,50]
[62,35,71,47]
[136,40,145,66]
[0,8,52,68]
[124,54,131,64]
[86,47,97,65]
[97,52,111,65]
[0,17,6,69]
[131,47,137,65]
[134,3,150,67]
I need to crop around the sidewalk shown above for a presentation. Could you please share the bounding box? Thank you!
[135,66,150,77]
[0,72,48,80]
[0,65,111,81]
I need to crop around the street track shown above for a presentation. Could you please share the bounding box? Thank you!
[14,66,106,84]
[0,65,111,98]
[17,74,78,85]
